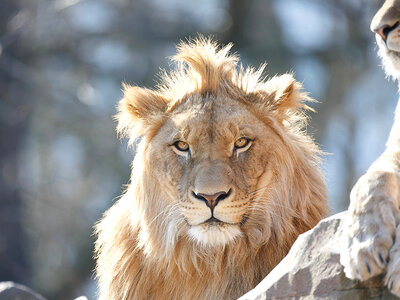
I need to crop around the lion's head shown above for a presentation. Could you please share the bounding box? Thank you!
[95,37,328,300]
[371,0,400,78]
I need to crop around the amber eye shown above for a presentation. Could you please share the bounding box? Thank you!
[234,137,251,149]
[173,141,190,152]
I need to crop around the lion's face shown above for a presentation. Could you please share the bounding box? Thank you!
[95,38,327,300]
[145,93,280,246]
[371,0,400,77]
[115,38,326,252]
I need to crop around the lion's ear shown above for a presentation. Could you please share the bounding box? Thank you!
[116,84,169,140]
[248,74,313,118]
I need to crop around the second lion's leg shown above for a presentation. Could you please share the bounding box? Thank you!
[340,165,400,281]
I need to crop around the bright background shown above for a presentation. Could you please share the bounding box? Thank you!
[0,0,394,299]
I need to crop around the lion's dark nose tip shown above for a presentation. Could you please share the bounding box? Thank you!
[192,189,232,210]
[374,22,400,42]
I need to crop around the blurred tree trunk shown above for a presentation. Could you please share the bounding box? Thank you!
[312,1,379,210]
[222,0,253,46]
[223,0,289,73]
[0,0,31,284]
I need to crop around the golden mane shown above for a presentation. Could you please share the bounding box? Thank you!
[95,37,328,300]
[117,37,312,143]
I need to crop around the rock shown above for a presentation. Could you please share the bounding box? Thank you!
[239,212,398,300]
[0,282,47,300]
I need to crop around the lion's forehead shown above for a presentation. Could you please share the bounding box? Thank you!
[169,97,261,143]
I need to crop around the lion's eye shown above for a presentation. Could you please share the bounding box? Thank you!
[234,137,251,149]
[173,141,190,152]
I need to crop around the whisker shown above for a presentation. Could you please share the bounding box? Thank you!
[147,202,180,227]
[247,186,273,196]
[247,196,301,217]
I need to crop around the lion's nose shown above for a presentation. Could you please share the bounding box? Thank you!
[192,189,232,210]
[373,22,400,42]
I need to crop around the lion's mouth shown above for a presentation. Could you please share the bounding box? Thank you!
[204,216,223,225]
[201,216,248,226]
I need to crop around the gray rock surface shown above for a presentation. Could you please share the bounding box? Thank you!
[239,211,399,300]
[0,282,47,300]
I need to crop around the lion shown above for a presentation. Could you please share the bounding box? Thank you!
[340,0,400,297]
[94,37,328,300]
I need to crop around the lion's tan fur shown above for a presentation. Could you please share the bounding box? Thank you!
[340,1,400,297]
[95,37,328,300]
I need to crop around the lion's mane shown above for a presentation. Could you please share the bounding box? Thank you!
[95,37,328,300]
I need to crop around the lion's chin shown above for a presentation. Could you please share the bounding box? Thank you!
[188,223,242,247]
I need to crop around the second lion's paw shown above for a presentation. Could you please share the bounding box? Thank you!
[385,225,400,297]
[340,171,398,281]
[340,215,392,281]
